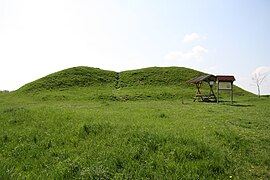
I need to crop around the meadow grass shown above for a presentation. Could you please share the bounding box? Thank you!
[0,91,269,179]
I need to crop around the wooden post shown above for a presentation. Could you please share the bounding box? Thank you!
[231,82,233,104]
[217,81,219,104]
[194,82,203,102]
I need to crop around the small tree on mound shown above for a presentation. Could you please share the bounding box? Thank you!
[252,67,270,97]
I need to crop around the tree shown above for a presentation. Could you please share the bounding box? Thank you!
[252,67,269,97]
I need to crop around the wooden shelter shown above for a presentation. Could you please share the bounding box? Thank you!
[216,75,235,104]
[187,74,236,103]
[187,74,217,102]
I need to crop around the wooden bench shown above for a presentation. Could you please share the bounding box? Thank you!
[194,94,216,102]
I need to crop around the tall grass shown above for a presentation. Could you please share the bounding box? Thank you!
[0,93,269,179]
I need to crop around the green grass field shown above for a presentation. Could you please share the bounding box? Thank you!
[0,66,269,179]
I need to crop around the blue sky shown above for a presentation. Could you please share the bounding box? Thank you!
[0,0,270,94]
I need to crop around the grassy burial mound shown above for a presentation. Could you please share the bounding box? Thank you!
[118,67,252,101]
[16,66,252,101]
[18,66,204,91]
[18,66,117,93]
[119,66,205,87]
[16,66,206,101]
[16,66,118,101]
[115,67,204,101]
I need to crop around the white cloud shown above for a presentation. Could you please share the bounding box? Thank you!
[165,45,208,62]
[182,33,202,43]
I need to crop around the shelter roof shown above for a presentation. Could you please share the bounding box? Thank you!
[187,74,216,83]
[216,75,235,82]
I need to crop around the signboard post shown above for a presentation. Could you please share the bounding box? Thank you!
[216,76,235,104]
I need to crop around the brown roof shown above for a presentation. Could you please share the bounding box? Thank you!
[187,74,216,83]
[216,75,235,82]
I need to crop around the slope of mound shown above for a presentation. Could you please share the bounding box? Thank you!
[119,66,205,87]
[16,66,254,100]
[18,66,117,92]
